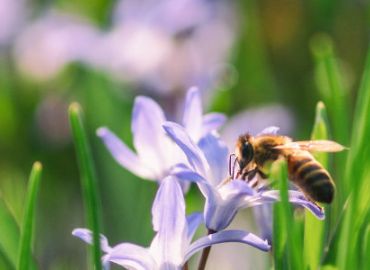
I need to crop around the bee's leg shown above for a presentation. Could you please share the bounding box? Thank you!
[247,168,263,188]
[240,167,256,180]
[247,169,258,181]
[257,170,268,179]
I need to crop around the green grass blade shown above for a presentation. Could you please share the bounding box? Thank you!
[17,162,42,270]
[311,34,350,147]
[303,101,328,270]
[310,102,329,165]
[0,199,19,269]
[337,45,370,270]
[69,103,102,270]
[311,36,350,228]
[363,224,370,269]
[272,160,302,270]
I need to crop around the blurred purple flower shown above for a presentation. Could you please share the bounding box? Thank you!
[0,0,27,45]
[14,10,100,80]
[98,0,237,93]
[73,176,270,270]
[13,0,236,94]
[163,122,325,231]
[98,87,226,182]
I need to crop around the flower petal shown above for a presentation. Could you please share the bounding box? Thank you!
[150,176,187,266]
[197,134,229,185]
[97,127,154,179]
[202,113,227,135]
[286,191,325,219]
[253,204,273,243]
[204,180,257,231]
[72,228,111,253]
[105,243,157,270]
[246,190,325,220]
[217,179,255,201]
[163,121,209,175]
[257,126,280,136]
[184,230,270,262]
[131,96,170,178]
[182,86,203,142]
[186,213,203,242]
[170,164,219,204]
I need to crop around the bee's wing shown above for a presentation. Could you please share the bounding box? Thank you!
[274,140,347,152]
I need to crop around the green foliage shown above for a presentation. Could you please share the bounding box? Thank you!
[272,160,302,270]
[336,45,370,270]
[303,102,328,270]
[0,200,19,269]
[69,103,102,270]
[17,162,42,270]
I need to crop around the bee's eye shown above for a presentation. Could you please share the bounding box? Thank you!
[242,142,254,163]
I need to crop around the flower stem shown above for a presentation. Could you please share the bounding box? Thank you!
[197,229,216,270]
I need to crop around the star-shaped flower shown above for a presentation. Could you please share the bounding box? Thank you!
[163,122,325,231]
[73,176,270,270]
[97,87,226,182]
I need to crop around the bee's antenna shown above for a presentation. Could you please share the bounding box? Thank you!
[228,153,236,177]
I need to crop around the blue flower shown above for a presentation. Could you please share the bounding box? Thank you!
[73,176,270,270]
[97,87,226,182]
[163,122,325,231]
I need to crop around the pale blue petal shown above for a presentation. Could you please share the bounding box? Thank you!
[105,243,157,270]
[198,134,229,186]
[182,87,203,142]
[204,180,257,231]
[202,113,227,135]
[247,190,325,220]
[150,176,187,266]
[186,213,203,242]
[257,126,280,136]
[184,230,270,262]
[131,96,168,178]
[72,228,111,253]
[217,179,256,200]
[163,122,208,175]
[170,164,219,204]
[253,204,273,243]
[170,164,206,183]
[287,191,325,219]
[97,127,154,179]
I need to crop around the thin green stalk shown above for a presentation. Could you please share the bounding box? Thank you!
[272,161,301,270]
[69,103,102,270]
[303,102,328,270]
[310,34,349,147]
[0,199,20,268]
[337,45,370,270]
[17,162,42,270]
[311,35,350,214]
[363,224,370,269]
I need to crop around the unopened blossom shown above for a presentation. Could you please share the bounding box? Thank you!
[98,87,226,182]
[73,176,270,270]
[163,122,325,231]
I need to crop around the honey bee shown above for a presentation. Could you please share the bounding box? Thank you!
[235,131,346,204]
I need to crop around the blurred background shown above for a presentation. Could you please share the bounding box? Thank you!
[0,0,369,269]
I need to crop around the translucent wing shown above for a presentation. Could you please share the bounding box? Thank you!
[274,140,347,152]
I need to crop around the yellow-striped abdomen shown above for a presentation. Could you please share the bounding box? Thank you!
[287,153,335,203]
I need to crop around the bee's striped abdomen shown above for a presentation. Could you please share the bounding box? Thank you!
[288,153,335,204]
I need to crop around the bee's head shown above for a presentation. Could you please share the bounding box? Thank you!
[236,134,254,170]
